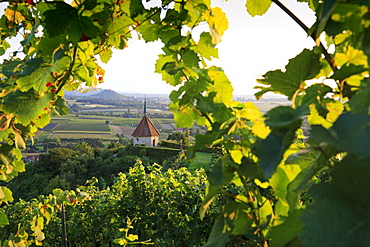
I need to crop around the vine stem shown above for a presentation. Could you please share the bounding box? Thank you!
[55,45,78,95]
[272,0,337,72]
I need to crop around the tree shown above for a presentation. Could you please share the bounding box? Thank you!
[0,0,369,246]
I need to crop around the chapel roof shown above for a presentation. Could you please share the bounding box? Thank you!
[131,115,160,137]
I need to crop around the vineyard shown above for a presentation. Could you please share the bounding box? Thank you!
[0,0,370,246]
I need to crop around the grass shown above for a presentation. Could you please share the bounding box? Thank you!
[54,123,110,132]
[48,133,117,140]
[187,152,213,171]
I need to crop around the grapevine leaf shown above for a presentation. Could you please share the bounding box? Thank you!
[264,106,307,130]
[301,155,370,246]
[37,36,67,58]
[191,32,218,60]
[205,201,252,247]
[206,7,228,44]
[316,0,337,37]
[182,49,200,68]
[255,106,305,180]
[238,157,263,180]
[18,57,70,94]
[0,211,9,226]
[0,144,16,165]
[268,209,303,246]
[330,64,367,82]
[301,84,332,117]
[246,0,273,17]
[255,49,321,100]
[129,0,145,18]
[14,132,26,149]
[207,66,233,104]
[0,187,13,202]
[285,149,328,209]
[69,16,100,44]
[204,214,231,247]
[205,199,251,246]
[43,2,77,38]
[54,97,70,116]
[200,158,234,219]
[348,83,370,113]
[311,112,370,158]
[136,21,161,42]
[105,16,133,47]
[2,91,53,125]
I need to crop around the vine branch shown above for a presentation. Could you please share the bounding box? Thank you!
[272,0,337,72]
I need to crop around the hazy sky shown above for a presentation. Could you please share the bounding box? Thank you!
[0,0,317,95]
[99,0,317,95]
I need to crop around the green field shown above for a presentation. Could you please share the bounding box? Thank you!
[54,123,110,132]
[188,152,213,171]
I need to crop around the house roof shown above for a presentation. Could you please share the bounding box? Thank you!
[132,115,160,137]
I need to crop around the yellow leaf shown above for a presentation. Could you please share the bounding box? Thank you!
[5,8,25,24]
[205,7,229,44]
[251,121,270,139]
[127,234,139,241]
[34,225,45,241]
[230,149,243,164]
[254,178,270,189]
[335,46,368,67]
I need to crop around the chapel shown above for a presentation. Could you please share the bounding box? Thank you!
[131,99,160,147]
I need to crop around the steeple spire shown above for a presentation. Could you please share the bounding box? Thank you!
[144,96,147,115]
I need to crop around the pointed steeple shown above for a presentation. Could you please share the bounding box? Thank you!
[143,96,147,115]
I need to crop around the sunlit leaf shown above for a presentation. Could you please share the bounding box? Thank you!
[255,49,321,100]
[246,0,273,16]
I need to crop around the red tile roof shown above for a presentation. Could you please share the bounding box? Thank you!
[132,115,160,137]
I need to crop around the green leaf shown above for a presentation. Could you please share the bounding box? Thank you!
[0,187,13,202]
[238,157,263,180]
[255,49,321,100]
[0,144,16,165]
[330,64,367,82]
[301,84,332,117]
[255,107,302,180]
[43,2,77,38]
[200,158,234,219]
[18,57,70,94]
[182,49,200,68]
[301,155,370,246]
[311,112,370,158]
[136,18,162,42]
[2,91,53,125]
[268,209,303,246]
[105,15,133,46]
[264,106,307,130]
[204,214,231,247]
[54,97,70,116]
[348,83,370,113]
[246,0,273,17]
[285,149,328,209]
[316,0,337,37]
[0,211,9,226]
[191,32,218,60]
[129,0,145,18]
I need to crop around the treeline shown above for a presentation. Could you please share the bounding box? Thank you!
[76,98,169,111]
[7,144,182,202]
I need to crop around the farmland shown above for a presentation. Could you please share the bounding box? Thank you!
[35,92,290,143]
[37,114,177,142]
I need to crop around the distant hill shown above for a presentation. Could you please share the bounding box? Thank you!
[87,89,129,101]
[64,88,102,97]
